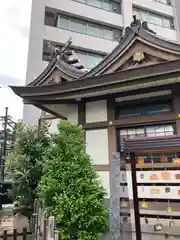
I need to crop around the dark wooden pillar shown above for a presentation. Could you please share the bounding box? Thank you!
[78,100,86,144]
[107,98,117,161]
[78,100,85,125]
[172,86,180,134]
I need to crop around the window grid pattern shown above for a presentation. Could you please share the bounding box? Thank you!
[119,125,174,152]
[133,7,174,29]
[75,50,105,69]
[155,0,171,5]
[56,14,121,41]
[120,125,174,139]
[116,102,172,119]
[43,44,106,70]
[72,0,121,13]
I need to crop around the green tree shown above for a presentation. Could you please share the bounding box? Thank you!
[5,121,51,219]
[38,120,108,240]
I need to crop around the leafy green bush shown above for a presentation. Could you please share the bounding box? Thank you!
[6,121,51,219]
[38,120,108,239]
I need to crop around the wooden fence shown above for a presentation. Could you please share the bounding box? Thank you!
[0,228,32,240]
[33,200,59,240]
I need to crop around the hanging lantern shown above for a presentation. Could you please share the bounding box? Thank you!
[120,200,128,208]
[154,223,163,231]
[136,157,144,164]
[154,218,163,231]
[169,220,175,228]
[167,201,172,214]
[167,206,172,214]
[141,200,148,209]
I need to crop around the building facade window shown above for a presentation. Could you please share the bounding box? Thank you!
[119,124,174,152]
[155,0,171,5]
[115,101,172,119]
[56,14,121,41]
[75,50,105,69]
[42,41,106,70]
[133,7,174,29]
[73,0,121,13]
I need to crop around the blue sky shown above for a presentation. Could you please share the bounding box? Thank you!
[0,0,32,120]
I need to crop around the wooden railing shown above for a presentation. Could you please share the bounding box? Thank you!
[0,228,32,240]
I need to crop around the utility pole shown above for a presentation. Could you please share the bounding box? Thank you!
[0,107,8,210]
[0,107,17,210]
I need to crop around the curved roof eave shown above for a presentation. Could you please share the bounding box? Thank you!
[28,57,86,87]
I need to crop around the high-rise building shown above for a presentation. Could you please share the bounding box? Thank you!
[24,0,180,124]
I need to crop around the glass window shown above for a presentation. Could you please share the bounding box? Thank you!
[155,0,170,4]
[76,51,104,69]
[150,13,163,26]
[116,102,171,119]
[86,54,104,69]
[141,11,148,22]
[87,23,104,38]
[103,0,112,11]
[57,15,70,29]
[72,0,121,13]
[133,8,173,28]
[103,28,114,40]
[87,0,102,8]
[71,19,86,34]
[163,18,171,28]
[76,52,88,67]
[146,125,174,137]
[76,0,86,2]
[135,10,141,19]
[56,14,120,41]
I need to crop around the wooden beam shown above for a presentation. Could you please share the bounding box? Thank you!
[172,85,180,134]
[130,152,141,240]
[83,112,176,130]
[78,101,85,125]
[95,165,109,171]
[107,98,117,163]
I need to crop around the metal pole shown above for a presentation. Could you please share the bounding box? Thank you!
[3,107,8,158]
[0,107,8,210]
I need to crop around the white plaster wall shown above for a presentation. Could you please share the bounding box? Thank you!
[85,100,107,123]
[97,171,110,198]
[85,129,109,165]
[44,104,78,125]
[67,105,78,124]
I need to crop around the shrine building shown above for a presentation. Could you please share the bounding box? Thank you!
[11,16,180,205]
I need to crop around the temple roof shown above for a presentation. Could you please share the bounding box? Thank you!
[10,15,180,113]
[28,37,88,86]
[82,20,180,78]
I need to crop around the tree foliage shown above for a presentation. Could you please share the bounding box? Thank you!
[38,120,108,239]
[5,121,51,218]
